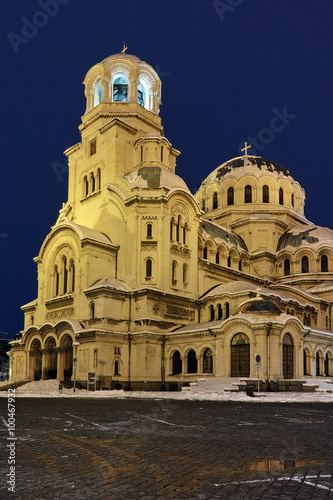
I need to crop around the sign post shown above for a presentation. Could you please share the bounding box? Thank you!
[88,372,96,391]
[255,354,262,392]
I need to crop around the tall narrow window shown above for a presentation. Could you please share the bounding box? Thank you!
[202,198,206,211]
[225,302,230,318]
[71,262,75,292]
[210,305,215,321]
[183,264,188,283]
[146,259,152,278]
[90,302,95,319]
[176,216,181,242]
[291,193,294,207]
[113,75,128,102]
[161,146,164,163]
[279,187,284,205]
[262,185,269,203]
[227,256,231,267]
[284,259,290,275]
[217,303,222,320]
[215,252,220,264]
[301,256,309,273]
[170,218,174,241]
[137,82,145,107]
[245,185,252,203]
[238,260,242,271]
[172,261,177,282]
[203,247,208,260]
[321,255,328,272]
[83,176,89,197]
[94,79,103,107]
[54,265,59,297]
[141,145,143,163]
[63,257,68,294]
[212,191,218,209]
[97,168,101,190]
[147,223,152,238]
[114,360,120,376]
[172,351,182,375]
[90,139,96,156]
[183,223,187,245]
[227,187,234,206]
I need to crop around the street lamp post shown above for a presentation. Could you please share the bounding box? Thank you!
[73,341,80,393]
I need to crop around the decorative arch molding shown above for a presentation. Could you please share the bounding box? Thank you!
[168,191,202,216]
[84,63,104,96]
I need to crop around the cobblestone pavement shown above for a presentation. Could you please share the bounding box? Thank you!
[1,398,333,499]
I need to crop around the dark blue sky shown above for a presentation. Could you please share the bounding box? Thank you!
[1,0,333,336]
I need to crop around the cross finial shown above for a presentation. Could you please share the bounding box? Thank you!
[241,141,251,156]
[256,286,262,297]
[121,42,128,54]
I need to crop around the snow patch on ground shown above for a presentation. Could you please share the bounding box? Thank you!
[0,378,332,402]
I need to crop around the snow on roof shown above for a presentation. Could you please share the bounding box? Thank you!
[201,280,316,307]
[307,283,333,293]
[54,220,113,246]
[123,167,191,193]
[277,224,333,252]
[199,219,247,250]
[201,156,294,187]
[85,278,131,292]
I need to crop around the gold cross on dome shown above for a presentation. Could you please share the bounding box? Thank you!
[121,42,128,54]
[241,141,251,156]
[256,286,262,297]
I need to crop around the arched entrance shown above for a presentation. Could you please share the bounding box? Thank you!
[30,339,42,381]
[203,348,213,373]
[172,351,182,375]
[44,337,57,379]
[187,349,197,373]
[303,348,311,375]
[283,333,294,379]
[60,335,73,381]
[231,333,250,377]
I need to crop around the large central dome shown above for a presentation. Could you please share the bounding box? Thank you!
[202,155,293,185]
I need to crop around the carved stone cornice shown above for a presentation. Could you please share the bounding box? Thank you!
[45,295,74,310]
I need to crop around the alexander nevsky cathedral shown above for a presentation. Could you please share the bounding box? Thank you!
[8,52,333,390]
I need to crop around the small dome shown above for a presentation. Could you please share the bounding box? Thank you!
[237,297,281,315]
[201,156,293,186]
[277,224,333,252]
[123,166,191,193]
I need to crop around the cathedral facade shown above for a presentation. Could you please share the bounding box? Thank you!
[8,52,333,390]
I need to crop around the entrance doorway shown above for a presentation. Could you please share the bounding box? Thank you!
[231,333,250,377]
[44,337,57,379]
[30,339,42,381]
[283,333,294,379]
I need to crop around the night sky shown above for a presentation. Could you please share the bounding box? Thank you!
[2,0,333,336]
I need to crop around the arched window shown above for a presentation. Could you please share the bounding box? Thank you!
[279,187,284,205]
[262,185,269,203]
[203,247,208,260]
[225,302,230,318]
[203,348,213,373]
[284,259,290,275]
[146,259,152,278]
[141,145,143,163]
[90,302,95,319]
[283,333,294,379]
[217,303,222,320]
[238,260,242,271]
[62,257,68,294]
[114,360,120,376]
[176,215,181,242]
[183,223,187,245]
[54,265,59,297]
[147,223,152,238]
[172,261,177,282]
[227,256,231,267]
[303,348,311,375]
[212,191,218,209]
[210,305,215,321]
[182,264,188,283]
[215,252,220,264]
[96,168,101,190]
[316,351,323,376]
[138,80,149,109]
[202,198,206,211]
[291,193,294,207]
[187,349,197,374]
[172,351,182,375]
[69,260,75,292]
[244,185,252,203]
[227,187,234,206]
[161,146,163,163]
[301,256,309,273]
[170,218,174,241]
[83,176,89,197]
[113,74,128,102]
[321,255,328,272]
[94,79,103,107]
